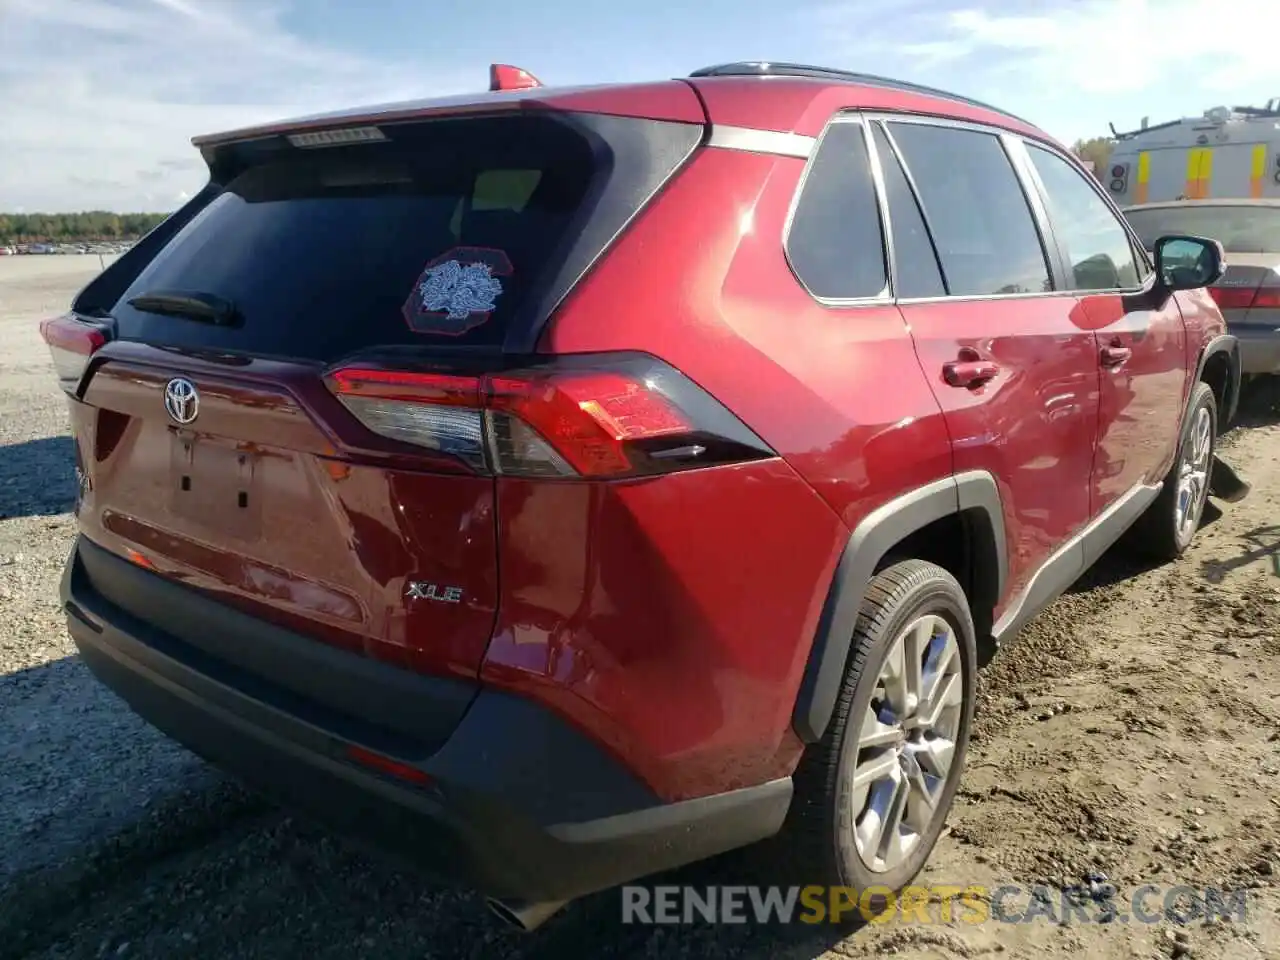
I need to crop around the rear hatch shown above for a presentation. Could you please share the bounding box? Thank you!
[49,91,705,681]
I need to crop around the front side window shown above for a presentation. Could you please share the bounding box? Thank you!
[787,121,888,300]
[1027,144,1141,291]
[888,122,1052,297]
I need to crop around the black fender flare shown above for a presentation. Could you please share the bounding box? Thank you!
[791,471,1007,744]
[1190,334,1240,427]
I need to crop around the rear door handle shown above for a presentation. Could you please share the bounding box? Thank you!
[1101,344,1132,367]
[942,359,1000,388]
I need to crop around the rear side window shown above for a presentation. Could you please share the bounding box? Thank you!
[888,123,1052,297]
[787,121,887,300]
[1027,145,1141,290]
[871,123,946,299]
[110,116,599,359]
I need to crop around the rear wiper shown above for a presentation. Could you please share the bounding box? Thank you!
[126,290,240,326]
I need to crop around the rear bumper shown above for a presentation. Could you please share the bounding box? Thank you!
[60,536,790,903]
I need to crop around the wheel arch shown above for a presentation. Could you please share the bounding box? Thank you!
[791,471,1007,744]
[1192,334,1240,428]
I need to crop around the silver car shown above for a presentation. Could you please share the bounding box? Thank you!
[1124,199,1280,376]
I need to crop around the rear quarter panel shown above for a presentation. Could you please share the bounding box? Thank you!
[515,146,952,800]
[1176,286,1228,385]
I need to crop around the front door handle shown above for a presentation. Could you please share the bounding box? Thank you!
[1101,344,1132,367]
[942,359,1000,388]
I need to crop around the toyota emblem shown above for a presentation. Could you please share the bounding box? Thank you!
[163,377,199,424]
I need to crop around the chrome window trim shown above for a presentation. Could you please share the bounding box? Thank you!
[1019,138,1158,297]
[1000,133,1073,293]
[705,125,815,159]
[861,110,1030,140]
[781,114,894,306]
[778,110,1164,311]
[861,116,899,301]
[872,119,950,296]
[897,288,1087,306]
[867,112,1058,299]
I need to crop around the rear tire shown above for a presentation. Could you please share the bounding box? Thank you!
[782,560,977,906]
[1129,381,1216,562]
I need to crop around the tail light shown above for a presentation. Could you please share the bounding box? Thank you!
[325,353,774,479]
[1208,286,1280,310]
[39,314,109,394]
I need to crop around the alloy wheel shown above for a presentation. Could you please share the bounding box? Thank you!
[848,614,965,873]
[1175,405,1212,542]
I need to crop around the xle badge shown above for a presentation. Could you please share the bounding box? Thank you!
[406,581,464,604]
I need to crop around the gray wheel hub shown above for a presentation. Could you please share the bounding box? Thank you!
[1175,404,1212,542]
[848,613,963,873]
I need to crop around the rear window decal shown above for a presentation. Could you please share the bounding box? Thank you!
[421,261,502,319]
[402,246,514,336]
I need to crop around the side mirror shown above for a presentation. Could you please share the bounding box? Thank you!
[1153,234,1225,291]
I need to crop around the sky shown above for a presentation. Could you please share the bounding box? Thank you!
[2,0,1279,213]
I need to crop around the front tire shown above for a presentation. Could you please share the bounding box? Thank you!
[784,560,977,900]
[1130,381,1216,561]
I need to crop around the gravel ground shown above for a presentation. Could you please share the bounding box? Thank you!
[0,257,220,895]
[2,255,1279,959]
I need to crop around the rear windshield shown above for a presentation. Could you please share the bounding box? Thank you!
[110,115,598,359]
[1125,204,1280,254]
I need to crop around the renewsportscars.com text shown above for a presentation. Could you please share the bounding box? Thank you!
[620,883,1251,926]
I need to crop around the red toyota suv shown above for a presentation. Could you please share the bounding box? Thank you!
[44,62,1243,931]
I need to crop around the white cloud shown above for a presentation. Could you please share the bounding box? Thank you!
[821,0,1280,143]
[0,0,474,212]
[934,1,1280,93]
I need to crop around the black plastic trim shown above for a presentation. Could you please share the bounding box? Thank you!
[60,535,792,902]
[791,471,1006,743]
[1192,334,1240,426]
[956,472,1007,616]
[71,537,477,755]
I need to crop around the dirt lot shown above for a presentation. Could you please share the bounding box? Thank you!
[2,255,1279,960]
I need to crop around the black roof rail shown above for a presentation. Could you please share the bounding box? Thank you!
[688,61,1032,125]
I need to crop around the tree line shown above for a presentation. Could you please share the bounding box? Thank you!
[0,212,168,245]
[1072,137,1114,176]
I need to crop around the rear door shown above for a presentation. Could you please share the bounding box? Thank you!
[876,117,1101,621]
[67,109,702,680]
[1019,140,1187,517]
